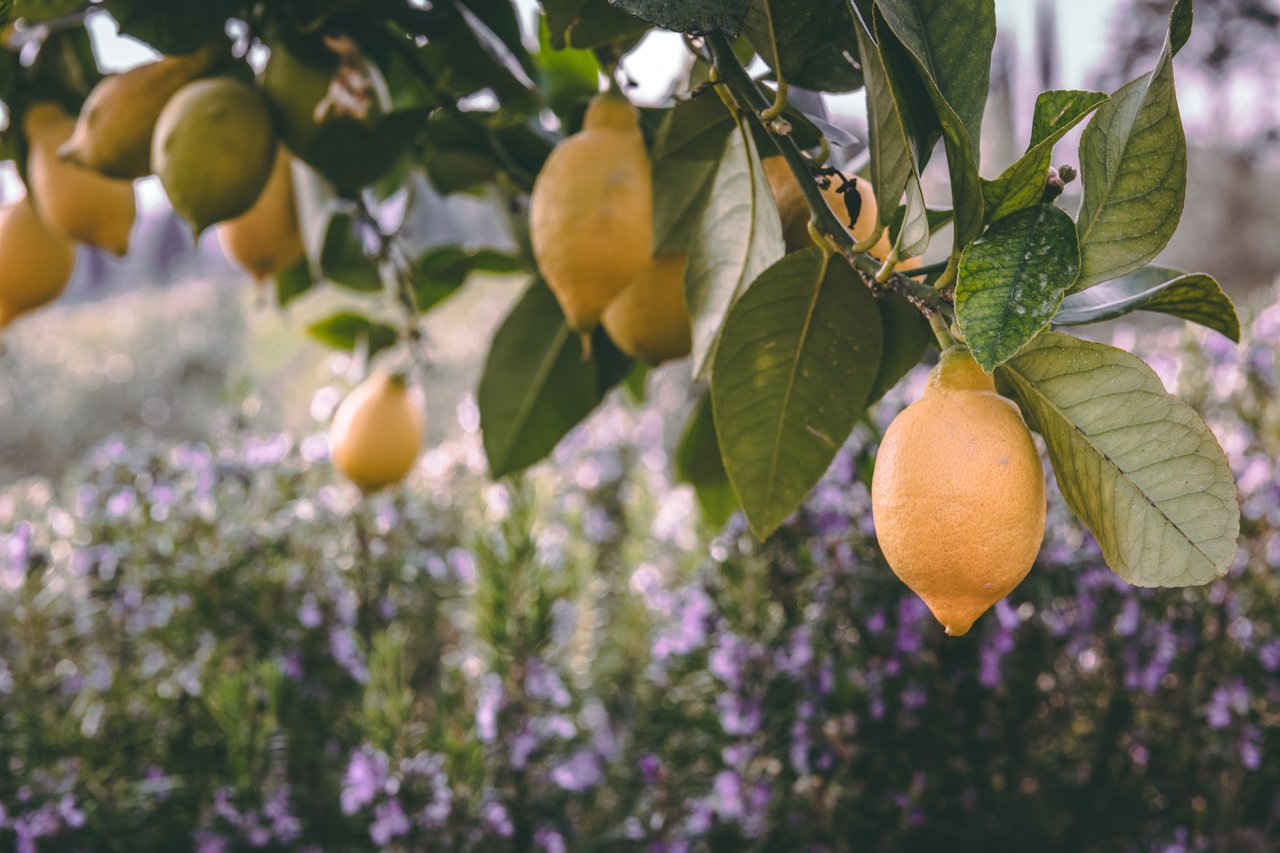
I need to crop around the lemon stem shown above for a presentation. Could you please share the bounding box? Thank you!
[852,224,884,254]
[760,80,789,121]
[806,219,837,256]
[933,254,959,292]
[928,314,956,349]
[580,331,594,361]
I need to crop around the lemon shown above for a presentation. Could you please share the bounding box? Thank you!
[58,42,224,180]
[329,373,425,491]
[24,103,137,256]
[0,198,77,328]
[763,157,891,258]
[260,43,335,161]
[153,77,277,235]
[215,146,305,282]
[871,348,1046,636]
[601,252,691,364]
[529,92,653,333]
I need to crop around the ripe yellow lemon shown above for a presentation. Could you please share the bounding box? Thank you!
[763,157,891,258]
[329,373,425,491]
[24,103,137,256]
[601,252,691,364]
[215,146,305,282]
[153,77,277,235]
[0,198,77,328]
[871,347,1045,636]
[529,92,653,333]
[58,42,224,180]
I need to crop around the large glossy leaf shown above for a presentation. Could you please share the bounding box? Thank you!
[873,0,993,248]
[1053,266,1239,341]
[997,331,1239,587]
[853,10,928,257]
[675,392,738,529]
[955,204,1080,371]
[478,279,629,477]
[685,124,785,377]
[651,94,736,254]
[609,0,748,36]
[1074,0,1190,290]
[712,249,883,538]
[742,0,862,92]
[868,292,930,404]
[982,90,1107,224]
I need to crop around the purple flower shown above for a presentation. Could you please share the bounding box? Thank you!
[638,753,662,784]
[341,747,389,815]
[328,629,368,683]
[483,802,514,838]
[476,674,503,743]
[715,693,762,736]
[535,826,568,853]
[369,798,410,845]
[550,749,602,792]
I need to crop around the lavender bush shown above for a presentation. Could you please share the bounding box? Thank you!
[1,288,1279,851]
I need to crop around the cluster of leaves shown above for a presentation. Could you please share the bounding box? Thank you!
[0,296,1278,849]
[1,0,1243,592]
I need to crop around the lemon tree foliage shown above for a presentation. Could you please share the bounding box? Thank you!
[0,0,1243,627]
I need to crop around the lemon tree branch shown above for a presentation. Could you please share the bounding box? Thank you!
[705,31,949,316]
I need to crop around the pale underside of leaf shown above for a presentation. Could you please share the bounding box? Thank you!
[998,332,1239,587]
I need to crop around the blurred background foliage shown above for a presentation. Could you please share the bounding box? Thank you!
[2,0,1280,849]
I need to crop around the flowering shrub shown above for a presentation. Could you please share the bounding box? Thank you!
[2,289,1279,851]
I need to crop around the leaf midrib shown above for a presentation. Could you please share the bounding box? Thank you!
[1077,65,1162,248]
[495,318,573,471]
[763,253,829,523]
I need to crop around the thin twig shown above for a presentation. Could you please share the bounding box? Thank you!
[705,32,950,316]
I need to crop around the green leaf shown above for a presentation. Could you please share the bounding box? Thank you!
[868,292,930,404]
[104,0,234,55]
[685,123,785,377]
[955,204,1080,371]
[320,211,382,292]
[651,94,736,254]
[306,312,399,359]
[1074,6,1188,290]
[567,0,652,49]
[742,0,862,92]
[543,0,590,48]
[535,16,600,121]
[13,0,81,23]
[712,249,883,538]
[1053,266,1239,342]
[675,392,738,529]
[274,256,314,308]
[412,246,523,311]
[853,10,928,257]
[982,90,1107,224]
[609,0,748,37]
[873,0,993,248]
[997,331,1239,586]
[478,279,628,477]
[307,108,431,194]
